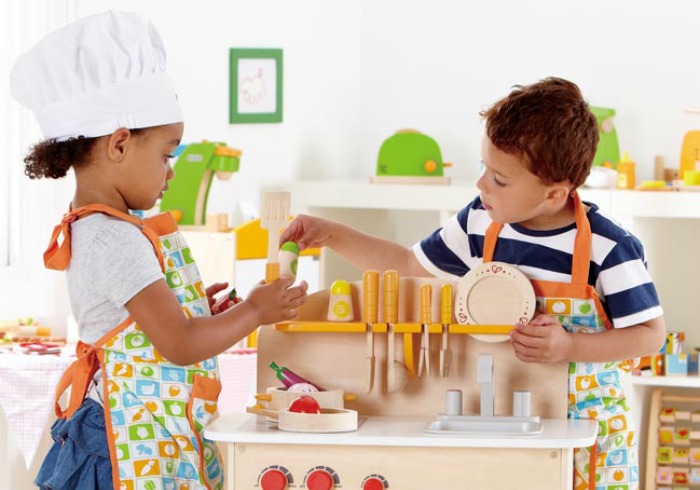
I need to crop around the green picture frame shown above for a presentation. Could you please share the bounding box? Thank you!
[229,48,283,124]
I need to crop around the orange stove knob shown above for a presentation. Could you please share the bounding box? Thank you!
[305,469,334,490]
[362,477,386,490]
[260,468,289,490]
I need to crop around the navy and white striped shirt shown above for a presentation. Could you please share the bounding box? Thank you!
[413,196,663,329]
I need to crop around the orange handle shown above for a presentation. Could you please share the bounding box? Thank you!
[265,262,280,284]
[383,270,399,323]
[440,284,453,324]
[363,270,379,324]
[420,284,432,324]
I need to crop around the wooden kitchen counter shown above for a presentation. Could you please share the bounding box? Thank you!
[206,414,598,489]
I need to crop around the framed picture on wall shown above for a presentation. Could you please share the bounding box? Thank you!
[229,48,283,124]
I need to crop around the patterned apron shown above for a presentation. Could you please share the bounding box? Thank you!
[483,192,637,490]
[45,204,224,490]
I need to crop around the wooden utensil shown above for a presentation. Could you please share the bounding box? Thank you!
[246,405,279,420]
[418,284,431,377]
[384,270,406,393]
[440,284,453,377]
[261,191,291,284]
[362,270,379,394]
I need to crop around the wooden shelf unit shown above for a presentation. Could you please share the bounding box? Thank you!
[645,389,700,488]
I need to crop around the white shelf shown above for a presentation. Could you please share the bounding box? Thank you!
[285,179,700,219]
[628,376,700,388]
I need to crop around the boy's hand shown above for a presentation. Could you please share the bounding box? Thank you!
[279,215,333,250]
[509,314,574,363]
[246,277,308,325]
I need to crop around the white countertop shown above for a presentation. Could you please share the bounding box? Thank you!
[205,414,598,449]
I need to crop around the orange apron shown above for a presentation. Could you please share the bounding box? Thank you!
[483,192,637,490]
[46,205,224,490]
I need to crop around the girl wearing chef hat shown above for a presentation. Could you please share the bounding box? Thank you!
[11,10,306,490]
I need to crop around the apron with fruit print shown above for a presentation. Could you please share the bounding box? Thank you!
[45,204,224,490]
[483,192,637,490]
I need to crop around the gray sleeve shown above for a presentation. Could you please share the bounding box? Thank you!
[86,218,164,308]
[67,215,166,344]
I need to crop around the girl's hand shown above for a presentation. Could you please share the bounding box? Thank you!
[245,277,308,325]
[509,314,573,363]
[279,215,334,250]
[205,282,229,312]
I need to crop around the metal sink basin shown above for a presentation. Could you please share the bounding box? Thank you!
[424,415,543,436]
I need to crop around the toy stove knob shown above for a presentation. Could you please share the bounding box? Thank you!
[362,476,387,490]
[305,469,334,490]
[260,468,289,490]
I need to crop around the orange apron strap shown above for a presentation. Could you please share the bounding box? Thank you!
[44,203,165,271]
[482,193,592,286]
[570,191,592,287]
[482,221,504,262]
[54,342,100,419]
[587,439,598,490]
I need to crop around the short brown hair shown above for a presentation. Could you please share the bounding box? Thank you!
[480,77,598,188]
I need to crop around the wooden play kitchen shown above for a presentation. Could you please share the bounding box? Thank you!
[205,265,599,490]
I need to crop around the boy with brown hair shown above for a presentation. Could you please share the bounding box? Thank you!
[282,77,665,489]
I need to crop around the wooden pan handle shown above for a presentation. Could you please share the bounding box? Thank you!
[420,284,432,325]
[363,270,379,324]
[440,284,453,325]
[383,270,399,323]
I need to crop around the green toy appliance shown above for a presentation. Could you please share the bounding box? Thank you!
[371,129,452,184]
[160,141,241,226]
[591,107,620,169]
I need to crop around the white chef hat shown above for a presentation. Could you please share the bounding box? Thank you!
[10,10,183,142]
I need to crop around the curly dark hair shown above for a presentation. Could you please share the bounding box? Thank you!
[480,77,599,188]
[23,136,98,179]
[23,128,149,180]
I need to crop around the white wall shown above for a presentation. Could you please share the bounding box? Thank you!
[4,0,700,333]
[358,0,700,182]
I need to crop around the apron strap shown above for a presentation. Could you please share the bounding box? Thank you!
[587,440,598,490]
[482,221,503,262]
[482,192,592,286]
[54,341,100,419]
[569,191,592,286]
[44,204,165,271]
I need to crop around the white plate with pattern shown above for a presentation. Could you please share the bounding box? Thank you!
[454,262,535,342]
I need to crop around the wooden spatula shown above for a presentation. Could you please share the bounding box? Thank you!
[261,191,291,284]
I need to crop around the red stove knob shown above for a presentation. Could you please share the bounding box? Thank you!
[362,477,386,490]
[305,469,334,490]
[260,468,288,490]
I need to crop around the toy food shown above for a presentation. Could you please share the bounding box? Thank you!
[287,383,319,393]
[288,396,321,414]
[212,288,241,314]
[278,241,300,279]
[327,280,354,321]
[269,361,324,390]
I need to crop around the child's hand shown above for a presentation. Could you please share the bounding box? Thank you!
[509,314,574,363]
[279,215,333,250]
[245,276,308,325]
[210,284,242,315]
[205,282,229,313]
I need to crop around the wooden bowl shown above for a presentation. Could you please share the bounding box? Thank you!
[278,408,358,433]
[264,386,346,411]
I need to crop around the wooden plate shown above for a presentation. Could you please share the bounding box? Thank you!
[454,262,535,342]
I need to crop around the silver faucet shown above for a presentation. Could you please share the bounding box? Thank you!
[477,354,494,417]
